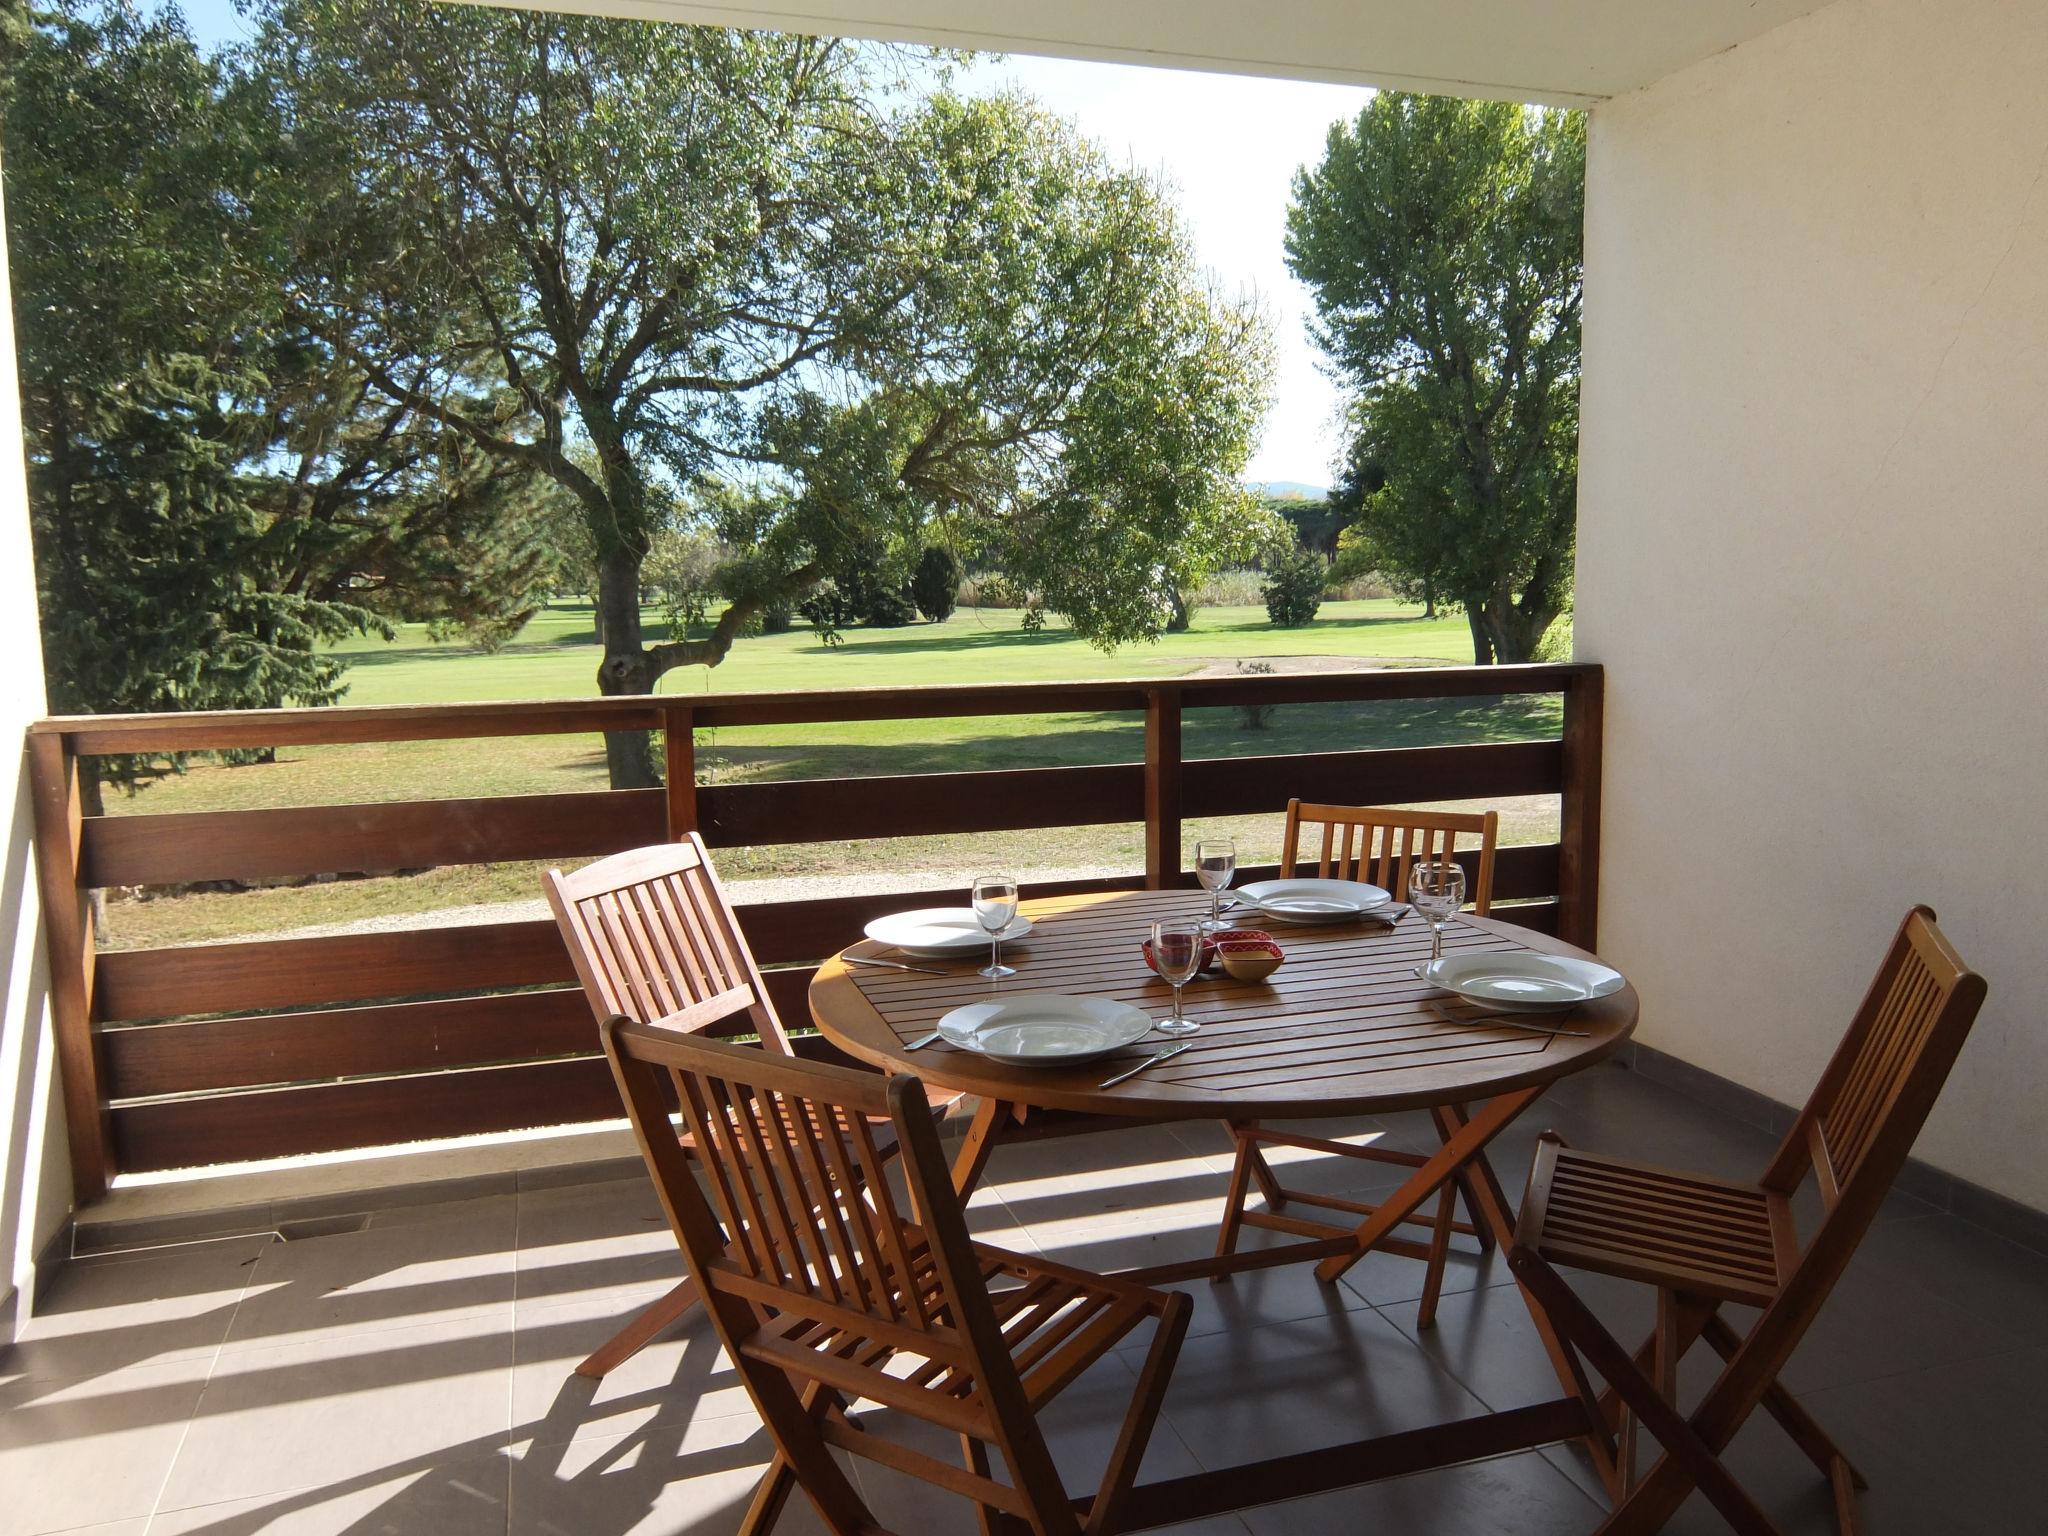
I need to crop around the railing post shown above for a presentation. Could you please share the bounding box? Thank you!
[1555,667,1604,951]
[663,705,698,838]
[1143,686,1183,889]
[25,733,113,1202]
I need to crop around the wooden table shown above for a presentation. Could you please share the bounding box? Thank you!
[808,887,1640,1517]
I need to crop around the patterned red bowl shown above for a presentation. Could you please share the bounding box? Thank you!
[1216,938,1285,982]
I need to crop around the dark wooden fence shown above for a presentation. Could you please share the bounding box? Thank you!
[27,664,1602,1202]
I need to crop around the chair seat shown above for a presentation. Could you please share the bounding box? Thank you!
[759,1230,1170,1414]
[1520,1142,1789,1307]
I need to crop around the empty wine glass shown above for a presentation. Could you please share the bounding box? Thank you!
[1150,920,1204,1037]
[1194,837,1237,931]
[972,873,1019,981]
[1410,861,1467,976]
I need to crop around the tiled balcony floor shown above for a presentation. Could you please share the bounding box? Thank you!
[6,1061,2045,1536]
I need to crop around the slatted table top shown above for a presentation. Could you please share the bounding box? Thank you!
[809,889,1637,1120]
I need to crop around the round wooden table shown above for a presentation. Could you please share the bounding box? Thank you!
[810,886,1640,1505]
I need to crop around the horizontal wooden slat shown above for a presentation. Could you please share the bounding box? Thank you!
[1182,741,1561,818]
[53,702,664,755]
[34,664,1595,753]
[109,1057,625,1172]
[100,987,600,1098]
[94,919,574,1023]
[700,764,1142,847]
[85,789,667,888]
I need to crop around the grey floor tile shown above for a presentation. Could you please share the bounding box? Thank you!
[144,1449,510,1536]
[1153,1309,1487,1469]
[1851,1212,2048,1343]
[506,1415,828,1536]
[0,1358,211,1534]
[510,1291,757,1448]
[223,1198,517,1353]
[158,1314,514,1512]
[513,1182,679,1317]
[3,1237,266,1387]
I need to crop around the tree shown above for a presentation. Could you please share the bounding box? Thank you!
[3,1,562,786]
[911,545,962,622]
[1288,93,1583,663]
[260,2,1272,785]
[1262,546,1327,628]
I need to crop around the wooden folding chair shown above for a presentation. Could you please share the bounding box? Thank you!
[1508,906,1987,1534]
[1213,801,1500,1324]
[605,1018,1192,1536]
[545,834,848,1378]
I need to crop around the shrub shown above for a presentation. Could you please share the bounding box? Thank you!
[911,545,963,622]
[1236,659,1278,730]
[862,585,920,627]
[759,604,793,634]
[1262,548,1327,628]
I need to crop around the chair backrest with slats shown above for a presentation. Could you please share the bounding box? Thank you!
[1765,906,1986,1218]
[544,834,792,1052]
[1279,800,1499,913]
[601,1018,1019,1433]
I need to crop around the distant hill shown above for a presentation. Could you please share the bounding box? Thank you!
[1247,480,1329,500]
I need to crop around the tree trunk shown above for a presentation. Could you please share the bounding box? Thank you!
[594,544,659,789]
[1164,582,1191,633]
[1466,604,1497,665]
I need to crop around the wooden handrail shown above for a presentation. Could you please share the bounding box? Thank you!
[24,663,1603,1201]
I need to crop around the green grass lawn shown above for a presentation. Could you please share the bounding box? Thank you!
[100,597,1563,948]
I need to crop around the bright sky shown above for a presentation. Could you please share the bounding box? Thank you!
[181,3,1370,485]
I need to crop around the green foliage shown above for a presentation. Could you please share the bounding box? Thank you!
[911,545,963,622]
[1262,548,1328,628]
[1290,93,1583,663]
[3,0,561,783]
[250,5,1273,784]
[645,526,726,636]
[1263,495,1347,558]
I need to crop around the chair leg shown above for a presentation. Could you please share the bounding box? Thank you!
[961,1432,1003,1536]
[1085,1293,1191,1536]
[1508,1247,1785,1536]
[574,1276,700,1378]
[1701,1314,1869,1499]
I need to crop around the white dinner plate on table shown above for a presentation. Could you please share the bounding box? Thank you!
[865,906,1034,958]
[1234,878,1391,924]
[936,994,1154,1067]
[1423,952,1626,1013]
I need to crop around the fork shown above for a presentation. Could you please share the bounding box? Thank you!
[1098,1041,1194,1088]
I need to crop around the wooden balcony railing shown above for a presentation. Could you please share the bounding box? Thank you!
[26,663,1603,1202]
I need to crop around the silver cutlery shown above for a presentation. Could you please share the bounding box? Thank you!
[1429,1001,1589,1038]
[905,1029,944,1051]
[1099,1041,1194,1088]
[847,955,951,976]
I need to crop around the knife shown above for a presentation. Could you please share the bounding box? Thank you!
[846,955,951,976]
[1098,1041,1194,1088]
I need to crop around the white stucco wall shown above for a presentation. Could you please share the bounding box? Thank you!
[1577,0,2048,1208]
[0,181,69,1320]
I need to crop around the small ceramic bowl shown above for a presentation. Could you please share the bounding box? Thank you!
[1216,938,1285,982]
[1142,933,1219,976]
[1210,927,1275,947]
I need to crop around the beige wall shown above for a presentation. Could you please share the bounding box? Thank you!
[0,181,69,1320]
[1577,0,2048,1207]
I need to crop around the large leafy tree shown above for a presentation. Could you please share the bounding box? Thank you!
[1,0,561,786]
[260,2,1272,785]
[1289,93,1583,663]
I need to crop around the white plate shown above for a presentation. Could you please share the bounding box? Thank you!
[1235,878,1392,924]
[1423,952,1626,1013]
[936,994,1155,1067]
[865,906,1034,958]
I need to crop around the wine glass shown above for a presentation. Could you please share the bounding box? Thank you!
[1149,920,1204,1037]
[1410,861,1467,976]
[1194,837,1237,931]
[972,873,1019,981]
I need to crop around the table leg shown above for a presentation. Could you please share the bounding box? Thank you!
[1313,1087,1538,1283]
[950,1096,1009,1198]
